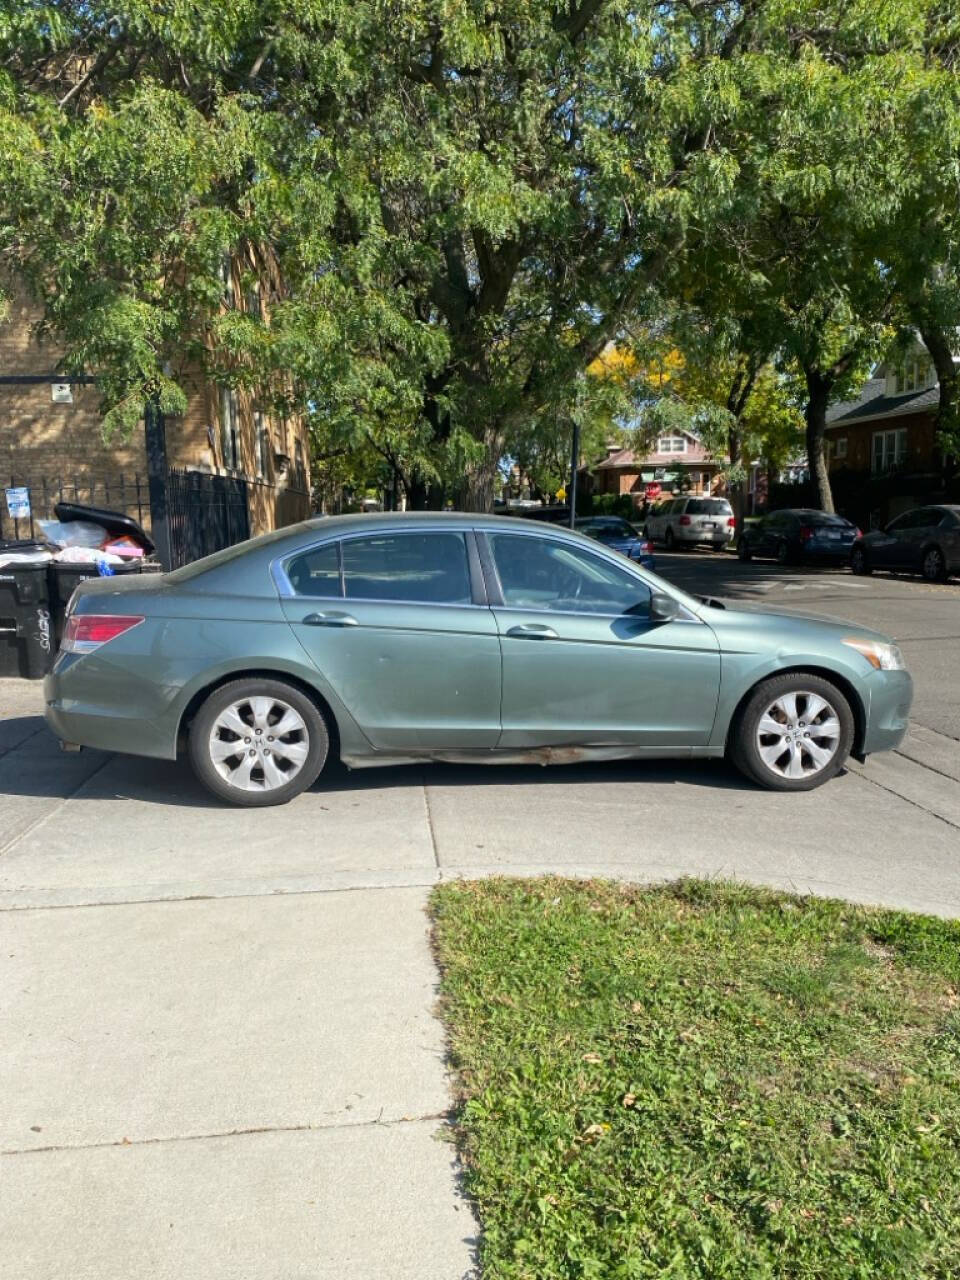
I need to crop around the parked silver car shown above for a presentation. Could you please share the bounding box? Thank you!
[644,497,735,549]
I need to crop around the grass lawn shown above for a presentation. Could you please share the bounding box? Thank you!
[429,878,960,1279]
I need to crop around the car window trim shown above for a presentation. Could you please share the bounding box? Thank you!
[273,525,487,608]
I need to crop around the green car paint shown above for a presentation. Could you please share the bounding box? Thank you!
[44,512,912,773]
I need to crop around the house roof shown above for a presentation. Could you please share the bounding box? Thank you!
[825,378,940,430]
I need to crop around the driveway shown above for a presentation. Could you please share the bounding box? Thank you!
[2,555,959,1278]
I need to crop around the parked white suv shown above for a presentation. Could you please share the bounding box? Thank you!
[644,496,735,549]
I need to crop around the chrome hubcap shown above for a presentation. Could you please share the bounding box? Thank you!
[756,691,842,780]
[209,697,309,792]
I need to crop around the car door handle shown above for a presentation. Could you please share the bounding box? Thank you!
[301,611,358,627]
[506,623,558,640]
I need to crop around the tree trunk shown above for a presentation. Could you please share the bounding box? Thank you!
[726,425,746,529]
[917,321,959,468]
[803,367,835,513]
[461,430,503,512]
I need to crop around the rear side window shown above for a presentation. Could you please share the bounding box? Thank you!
[286,542,341,597]
[341,532,472,604]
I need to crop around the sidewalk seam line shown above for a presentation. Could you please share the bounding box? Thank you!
[848,765,960,831]
[1,1112,452,1157]
[422,770,440,871]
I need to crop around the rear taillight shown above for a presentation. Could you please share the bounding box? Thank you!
[854,527,863,539]
[62,614,145,654]
[727,517,736,527]
[678,515,692,526]
[639,541,654,552]
[800,525,813,541]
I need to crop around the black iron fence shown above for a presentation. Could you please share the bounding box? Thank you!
[166,468,251,569]
[0,473,148,543]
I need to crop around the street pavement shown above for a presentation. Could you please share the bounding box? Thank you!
[1,552,958,1279]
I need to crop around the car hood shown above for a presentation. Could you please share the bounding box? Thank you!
[699,602,895,651]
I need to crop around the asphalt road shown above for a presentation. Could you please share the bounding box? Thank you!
[651,550,960,741]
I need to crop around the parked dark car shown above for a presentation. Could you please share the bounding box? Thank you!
[851,505,960,583]
[575,517,655,567]
[738,509,860,565]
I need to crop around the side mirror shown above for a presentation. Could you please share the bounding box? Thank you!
[649,592,680,622]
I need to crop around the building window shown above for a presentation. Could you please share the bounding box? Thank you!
[872,428,907,474]
[220,387,239,470]
[894,357,933,395]
[657,435,687,454]
[218,254,234,307]
[835,437,847,459]
[254,411,269,479]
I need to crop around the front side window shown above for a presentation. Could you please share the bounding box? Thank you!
[489,533,652,616]
[341,533,472,604]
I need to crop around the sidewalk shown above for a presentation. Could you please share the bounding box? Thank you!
[0,681,477,1280]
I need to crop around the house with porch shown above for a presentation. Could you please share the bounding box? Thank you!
[589,429,727,511]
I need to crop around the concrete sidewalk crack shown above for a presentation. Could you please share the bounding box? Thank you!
[422,772,440,870]
[848,765,960,832]
[1,1112,453,1158]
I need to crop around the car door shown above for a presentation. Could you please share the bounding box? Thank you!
[278,528,502,750]
[870,510,918,568]
[480,528,721,747]
[898,508,939,569]
[755,512,784,557]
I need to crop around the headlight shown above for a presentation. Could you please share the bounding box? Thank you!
[842,637,907,671]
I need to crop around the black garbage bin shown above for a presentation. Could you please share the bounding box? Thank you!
[47,559,164,649]
[0,556,55,679]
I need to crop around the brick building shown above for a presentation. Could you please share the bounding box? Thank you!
[589,429,727,510]
[824,341,956,522]
[0,266,311,556]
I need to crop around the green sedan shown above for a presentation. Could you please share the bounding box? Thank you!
[44,513,913,807]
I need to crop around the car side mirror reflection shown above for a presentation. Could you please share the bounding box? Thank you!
[649,593,680,622]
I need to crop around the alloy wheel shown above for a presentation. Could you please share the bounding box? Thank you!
[208,695,310,792]
[922,547,945,582]
[755,690,842,781]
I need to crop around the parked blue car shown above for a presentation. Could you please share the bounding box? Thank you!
[575,516,656,568]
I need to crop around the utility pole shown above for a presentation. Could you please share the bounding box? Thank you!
[568,418,580,529]
[144,399,173,571]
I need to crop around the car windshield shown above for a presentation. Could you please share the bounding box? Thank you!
[578,518,634,540]
[805,513,852,527]
[685,500,732,515]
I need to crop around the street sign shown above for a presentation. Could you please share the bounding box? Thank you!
[4,487,30,520]
[51,383,73,404]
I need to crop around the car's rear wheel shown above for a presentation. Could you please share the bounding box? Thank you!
[729,673,854,792]
[737,538,752,562]
[850,546,871,575]
[921,545,947,583]
[776,539,791,565]
[189,678,329,807]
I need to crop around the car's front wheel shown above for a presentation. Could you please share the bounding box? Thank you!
[729,673,854,792]
[189,678,330,806]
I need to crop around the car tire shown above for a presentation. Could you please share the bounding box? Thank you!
[189,678,330,807]
[737,538,752,562]
[921,545,947,583]
[776,539,791,565]
[729,673,855,792]
[850,546,871,575]
[664,527,675,549]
